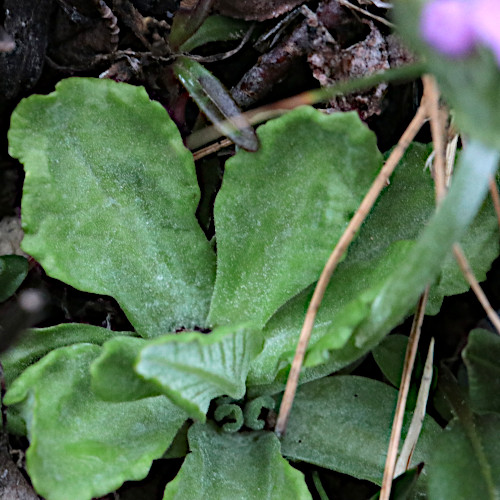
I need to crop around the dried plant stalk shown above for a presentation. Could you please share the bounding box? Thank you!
[379,288,429,500]
[275,85,430,437]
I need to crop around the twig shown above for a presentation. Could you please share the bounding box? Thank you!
[394,338,434,476]
[184,24,255,63]
[379,78,444,498]
[489,177,500,229]
[96,0,119,50]
[445,133,459,185]
[338,0,395,27]
[380,288,429,500]
[274,85,430,437]
[426,78,500,335]
[187,63,426,150]
[453,244,500,334]
[192,138,233,161]
[423,75,447,203]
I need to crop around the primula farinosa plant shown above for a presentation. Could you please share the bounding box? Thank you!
[1,1,500,499]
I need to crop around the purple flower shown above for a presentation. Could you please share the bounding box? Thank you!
[420,0,500,63]
[472,0,500,63]
[420,0,475,57]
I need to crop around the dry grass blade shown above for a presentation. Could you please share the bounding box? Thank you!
[394,338,435,477]
[187,64,425,150]
[426,77,500,335]
[274,84,430,437]
[453,244,500,334]
[379,288,429,500]
[379,77,443,499]
[422,75,447,203]
[489,177,500,229]
[338,0,395,27]
[192,138,233,161]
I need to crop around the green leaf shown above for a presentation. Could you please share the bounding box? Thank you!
[163,422,312,499]
[463,329,500,415]
[4,344,187,500]
[279,376,441,493]
[344,141,499,354]
[170,0,214,51]
[91,336,162,402]
[0,255,28,302]
[136,324,262,421]
[248,141,499,394]
[395,1,500,151]
[173,57,258,151]
[372,334,409,388]
[180,15,250,52]
[1,323,135,388]
[429,188,500,314]
[8,77,215,338]
[214,402,244,432]
[163,421,190,459]
[243,395,275,430]
[428,415,500,499]
[209,106,383,329]
[369,465,423,500]
[247,241,413,392]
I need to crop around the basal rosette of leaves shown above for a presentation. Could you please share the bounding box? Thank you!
[3,77,500,499]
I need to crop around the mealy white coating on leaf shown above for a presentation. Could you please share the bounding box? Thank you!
[8,78,216,337]
[136,324,262,420]
[4,344,187,500]
[208,106,382,329]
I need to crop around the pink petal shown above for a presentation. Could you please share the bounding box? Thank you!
[420,0,476,57]
[472,0,500,64]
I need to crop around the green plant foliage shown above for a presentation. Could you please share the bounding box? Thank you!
[180,15,250,52]
[169,0,214,51]
[173,57,258,151]
[243,395,275,431]
[162,422,312,499]
[90,336,162,402]
[8,77,215,337]
[7,72,500,500]
[247,142,500,392]
[1,323,135,387]
[0,255,28,302]
[428,414,500,499]
[369,465,423,500]
[372,334,409,388]
[247,241,413,393]
[394,1,500,151]
[308,141,499,364]
[135,324,262,421]
[209,106,383,329]
[214,402,244,432]
[463,329,500,415]
[279,376,441,492]
[4,344,187,500]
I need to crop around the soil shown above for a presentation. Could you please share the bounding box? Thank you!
[0,1,499,499]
